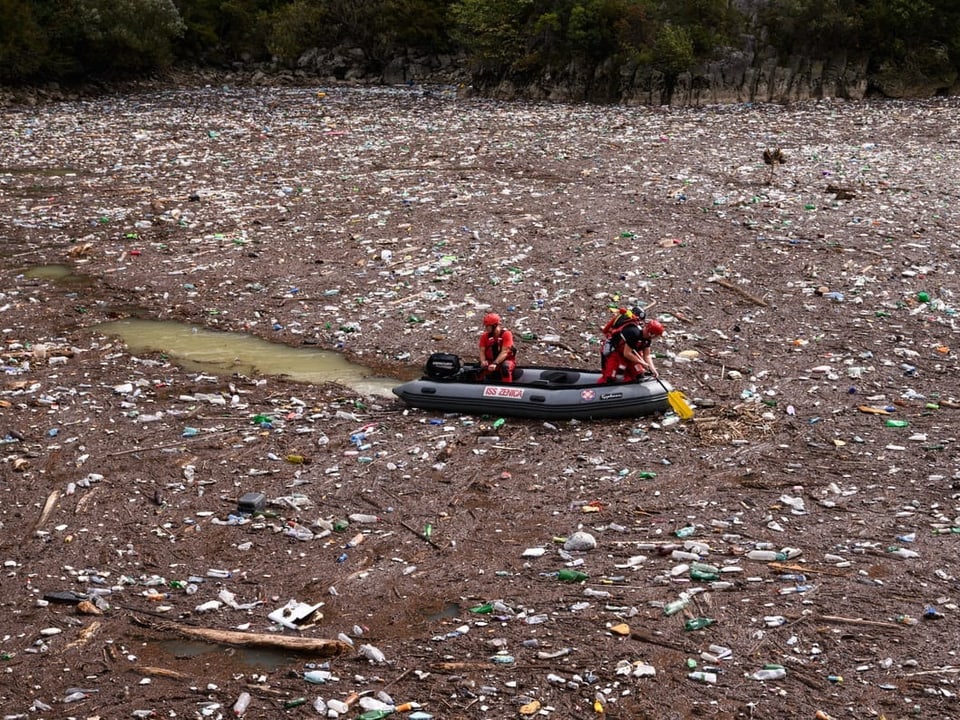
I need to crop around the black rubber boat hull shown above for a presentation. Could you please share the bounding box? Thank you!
[392,364,670,420]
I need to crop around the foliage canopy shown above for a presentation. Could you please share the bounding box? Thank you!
[1,0,958,97]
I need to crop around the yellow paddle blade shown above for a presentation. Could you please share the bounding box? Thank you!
[668,390,694,419]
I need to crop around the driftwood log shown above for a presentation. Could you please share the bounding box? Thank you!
[713,277,768,307]
[130,615,353,656]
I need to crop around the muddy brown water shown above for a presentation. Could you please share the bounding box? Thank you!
[95,318,398,398]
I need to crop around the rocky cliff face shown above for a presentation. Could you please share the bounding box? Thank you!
[297,42,955,106]
[473,53,870,106]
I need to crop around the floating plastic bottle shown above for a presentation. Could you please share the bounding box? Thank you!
[359,644,386,663]
[326,698,350,714]
[745,549,787,562]
[303,669,333,684]
[358,711,395,720]
[348,513,380,524]
[231,691,251,716]
[557,569,589,583]
[663,595,691,616]
[583,587,611,598]
[886,547,919,559]
[684,617,716,631]
[689,562,719,581]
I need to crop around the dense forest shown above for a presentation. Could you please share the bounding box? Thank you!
[2,0,959,100]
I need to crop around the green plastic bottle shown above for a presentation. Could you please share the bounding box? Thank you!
[358,711,395,720]
[689,562,719,581]
[557,569,589,583]
[684,617,716,631]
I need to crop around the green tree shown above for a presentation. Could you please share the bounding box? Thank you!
[450,0,535,72]
[380,0,454,53]
[267,0,328,62]
[269,0,455,67]
[761,0,863,58]
[0,0,49,82]
[567,0,623,61]
[65,0,186,74]
[653,21,693,87]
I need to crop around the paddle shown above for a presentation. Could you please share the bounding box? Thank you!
[653,375,694,420]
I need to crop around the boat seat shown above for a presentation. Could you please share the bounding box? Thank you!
[540,370,580,385]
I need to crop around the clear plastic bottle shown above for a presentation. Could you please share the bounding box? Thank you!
[745,549,786,561]
[232,691,251,716]
[359,644,386,663]
[886,547,919,559]
[750,667,786,681]
[326,699,350,714]
[582,587,611,598]
[303,669,332,684]
[663,595,691,616]
[348,513,380,524]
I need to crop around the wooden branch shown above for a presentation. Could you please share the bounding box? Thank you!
[769,562,849,577]
[133,666,190,680]
[64,621,102,651]
[34,490,60,534]
[817,614,903,629]
[534,338,581,355]
[130,615,352,656]
[629,629,690,653]
[432,661,500,671]
[400,520,443,550]
[106,428,240,456]
[904,666,960,677]
[713,278,768,307]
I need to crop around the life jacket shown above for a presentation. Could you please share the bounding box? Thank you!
[602,308,643,354]
[482,328,516,362]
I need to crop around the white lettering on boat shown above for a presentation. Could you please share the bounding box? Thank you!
[483,386,525,399]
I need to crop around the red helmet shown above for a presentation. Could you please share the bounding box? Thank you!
[483,312,501,326]
[645,319,664,336]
